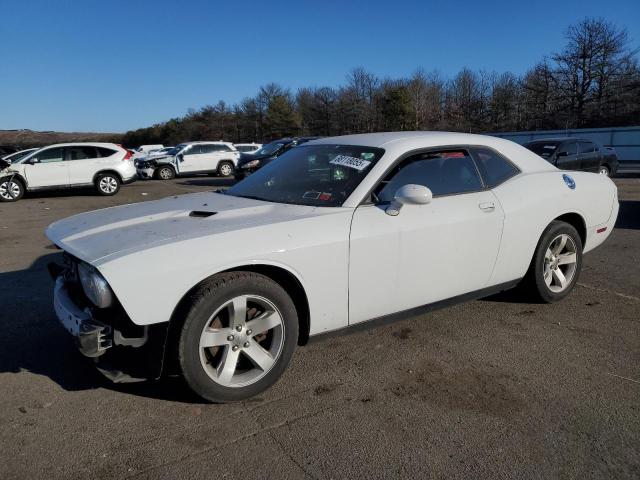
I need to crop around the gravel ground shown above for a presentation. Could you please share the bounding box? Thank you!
[0,176,638,479]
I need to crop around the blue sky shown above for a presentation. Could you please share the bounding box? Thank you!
[1,0,638,133]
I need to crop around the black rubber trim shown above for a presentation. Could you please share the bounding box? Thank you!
[308,279,521,343]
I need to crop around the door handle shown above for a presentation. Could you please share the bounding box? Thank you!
[479,202,495,212]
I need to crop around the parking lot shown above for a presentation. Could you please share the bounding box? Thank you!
[0,176,639,479]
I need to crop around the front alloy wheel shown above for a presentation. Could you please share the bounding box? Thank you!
[599,165,610,176]
[0,178,24,202]
[179,272,298,402]
[199,295,285,387]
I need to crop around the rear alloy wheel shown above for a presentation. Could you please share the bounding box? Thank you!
[95,173,121,196]
[217,161,234,177]
[599,165,610,176]
[156,165,175,180]
[526,221,582,303]
[0,177,24,202]
[179,272,298,403]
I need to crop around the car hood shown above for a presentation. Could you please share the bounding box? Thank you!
[46,192,341,265]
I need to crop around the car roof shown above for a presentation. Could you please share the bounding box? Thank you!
[36,142,123,148]
[307,131,557,174]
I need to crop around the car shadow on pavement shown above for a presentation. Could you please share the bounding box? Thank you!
[616,200,640,230]
[23,187,99,200]
[177,178,236,188]
[0,252,208,403]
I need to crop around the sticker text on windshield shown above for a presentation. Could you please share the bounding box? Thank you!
[329,155,372,171]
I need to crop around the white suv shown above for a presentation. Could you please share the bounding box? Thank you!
[0,143,137,202]
[136,141,240,180]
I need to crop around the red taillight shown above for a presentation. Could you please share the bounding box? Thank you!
[123,150,133,161]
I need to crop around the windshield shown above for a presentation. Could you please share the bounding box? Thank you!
[254,142,285,156]
[5,149,36,163]
[524,141,560,158]
[226,144,384,207]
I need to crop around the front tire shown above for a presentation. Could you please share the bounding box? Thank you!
[599,164,610,176]
[178,272,298,403]
[525,221,583,303]
[0,177,24,202]
[155,165,176,180]
[95,173,120,196]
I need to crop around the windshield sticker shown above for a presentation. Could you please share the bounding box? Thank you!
[544,145,557,149]
[441,151,465,158]
[319,192,332,201]
[329,155,371,171]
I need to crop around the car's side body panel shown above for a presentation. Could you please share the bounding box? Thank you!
[489,170,617,285]
[348,189,504,324]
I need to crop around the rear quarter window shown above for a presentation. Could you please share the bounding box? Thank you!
[472,147,519,188]
[97,147,117,158]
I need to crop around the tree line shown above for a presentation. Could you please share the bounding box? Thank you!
[122,18,640,147]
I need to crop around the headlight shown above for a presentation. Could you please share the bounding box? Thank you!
[77,262,114,308]
[242,160,260,169]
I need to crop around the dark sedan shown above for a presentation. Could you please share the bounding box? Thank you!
[235,137,322,180]
[523,138,618,176]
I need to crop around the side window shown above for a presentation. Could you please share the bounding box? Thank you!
[472,147,519,188]
[34,147,65,163]
[67,146,98,160]
[578,141,595,153]
[202,144,220,154]
[560,142,578,156]
[376,150,482,202]
[97,147,116,158]
[184,145,200,155]
[218,144,232,152]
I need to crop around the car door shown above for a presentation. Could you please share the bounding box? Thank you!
[66,146,102,185]
[577,141,599,172]
[199,144,221,172]
[22,147,69,188]
[348,149,504,325]
[178,145,201,173]
[554,141,580,170]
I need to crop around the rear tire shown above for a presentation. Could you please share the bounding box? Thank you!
[178,272,298,403]
[523,221,583,303]
[217,161,234,177]
[95,173,121,196]
[155,165,176,180]
[0,177,24,202]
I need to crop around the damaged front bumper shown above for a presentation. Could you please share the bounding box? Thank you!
[136,167,156,179]
[54,276,113,357]
[51,262,169,383]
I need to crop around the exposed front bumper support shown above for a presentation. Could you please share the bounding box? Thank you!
[53,277,113,357]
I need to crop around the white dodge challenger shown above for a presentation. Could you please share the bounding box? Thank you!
[46,132,619,402]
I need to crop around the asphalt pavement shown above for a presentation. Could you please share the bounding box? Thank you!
[0,176,638,479]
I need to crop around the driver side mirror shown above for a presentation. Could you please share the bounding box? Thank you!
[28,157,40,164]
[385,184,432,216]
[177,154,184,162]
[556,151,568,157]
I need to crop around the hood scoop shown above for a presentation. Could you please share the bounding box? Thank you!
[189,210,217,218]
